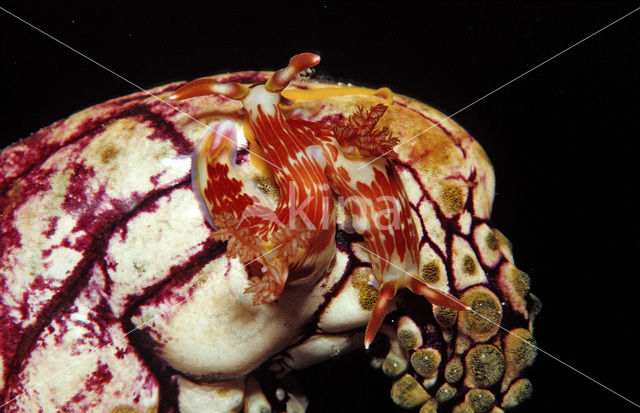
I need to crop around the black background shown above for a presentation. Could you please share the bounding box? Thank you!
[2,2,640,412]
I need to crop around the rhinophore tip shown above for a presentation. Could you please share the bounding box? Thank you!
[265,53,321,93]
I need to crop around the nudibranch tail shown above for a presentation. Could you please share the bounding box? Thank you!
[409,278,470,312]
[364,285,396,349]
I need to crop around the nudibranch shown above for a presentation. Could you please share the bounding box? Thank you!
[171,53,336,305]
[170,53,468,346]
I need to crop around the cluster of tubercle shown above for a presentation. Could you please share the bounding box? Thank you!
[169,53,469,347]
